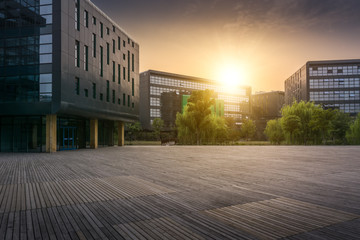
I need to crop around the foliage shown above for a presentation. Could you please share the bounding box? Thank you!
[175,89,232,145]
[330,110,351,144]
[346,113,360,144]
[281,114,301,144]
[152,118,164,140]
[309,108,334,144]
[268,100,354,145]
[125,121,142,142]
[264,119,284,144]
[240,119,256,141]
[225,117,240,142]
[281,101,318,145]
[176,90,215,145]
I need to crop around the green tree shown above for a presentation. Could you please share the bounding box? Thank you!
[346,113,360,144]
[152,118,164,140]
[281,114,301,144]
[181,89,215,145]
[225,117,240,143]
[125,121,142,143]
[330,110,351,144]
[310,108,334,144]
[281,101,318,144]
[240,119,256,141]
[264,119,284,144]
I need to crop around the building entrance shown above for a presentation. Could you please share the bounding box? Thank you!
[60,127,77,150]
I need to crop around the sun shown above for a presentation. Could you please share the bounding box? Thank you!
[217,64,244,89]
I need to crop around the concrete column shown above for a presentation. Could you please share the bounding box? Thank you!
[90,119,98,149]
[46,114,57,153]
[118,121,124,146]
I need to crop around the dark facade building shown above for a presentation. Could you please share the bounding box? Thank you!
[252,91,285,140]
[252,91,285,119]
[140,70,251,130]
[0,0,139,152]
[285,59,360,116]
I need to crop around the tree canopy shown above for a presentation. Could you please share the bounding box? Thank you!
[175,89,230,145]
[265,100,352,145]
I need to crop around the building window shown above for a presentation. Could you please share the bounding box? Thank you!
[75,0,80,30]
[123,54,125,60]
[93,16,96,25]
[112,90,115,103]
[106,42,110,65]
[112,39,115,53]
[123,94,126,106]
[100,46,103,76]
[75,40,80,67]
[92,34,96,58]
[118,98,121,105]
[84,89,88,97]
[128,38,130,44]
[113,25,116,32]
[132,42,134,48]
[100,22,103,38]
[106,80,110,102]
[132,53,134,72]
[84,10,88,28]
[132,78,134,96]
[84,45,88,71]
[128,95,130,107]
[106,27,110,35]
[118,37,121,50]
[132,102,134,108]
[123,67,126,80]
[92,83,96,99]
[118,64,121,84]
[127,51,130,82]
[75,77,80,95]
[100,93,103,101]
[112,61,115,82]
[123,40,125,47]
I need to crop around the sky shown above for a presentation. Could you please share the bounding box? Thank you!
[91,0,360,92]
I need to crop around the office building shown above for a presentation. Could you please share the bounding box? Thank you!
[252,91,284,140]
[0,0,139,152]
[140,70,251,130]
[252,91,284,119]
[285,59,360,115]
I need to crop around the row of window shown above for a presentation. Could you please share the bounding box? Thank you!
[309,65,360,76]
[149,86,249,105]
[224,105,241,112]
[149,76,247,96]
[150,108,161,118]
[217,94,249,104]
[74,0,135,48]
[75,39,135,82]
[150,97,161,107]
[310,91,360,101]
[309,78,360,89]
[323,103,360,114]
[1,34,53,66]
[75,77,134,108]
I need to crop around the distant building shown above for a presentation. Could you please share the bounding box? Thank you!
[285,59,360,116]
[140,70,251,130]
[252,91,285,119]
[0,0,139,152]
[252,91,285,140]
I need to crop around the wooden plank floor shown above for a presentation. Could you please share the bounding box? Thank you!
[0,146,360,239]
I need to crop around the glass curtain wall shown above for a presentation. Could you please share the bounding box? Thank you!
[0,0,53,103]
